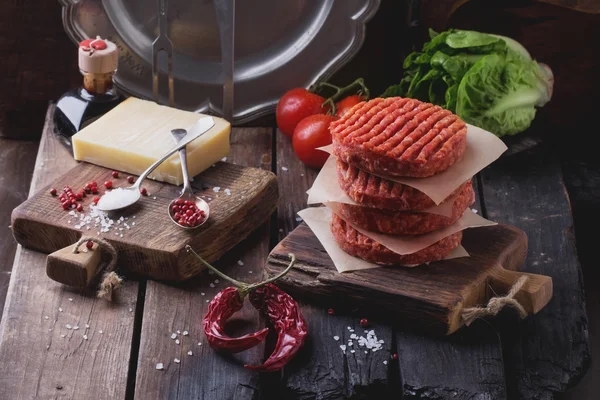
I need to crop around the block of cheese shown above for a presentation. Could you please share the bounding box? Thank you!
[72,97,231,185]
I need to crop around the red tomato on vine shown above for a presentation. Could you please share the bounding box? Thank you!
[336,95,365,117]
[276,89,327,137]
[292,114,337,169]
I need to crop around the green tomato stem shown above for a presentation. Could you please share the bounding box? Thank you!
[310,78,370,115]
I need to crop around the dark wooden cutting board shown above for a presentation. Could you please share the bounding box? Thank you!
[264,223,553,335]
[11,161,278,281]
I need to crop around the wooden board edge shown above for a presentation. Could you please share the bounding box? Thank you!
[179,173,279,279]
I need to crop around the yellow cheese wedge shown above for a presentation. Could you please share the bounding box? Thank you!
[72,97,231,185]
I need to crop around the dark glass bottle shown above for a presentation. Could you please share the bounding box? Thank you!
[53,37,124,146]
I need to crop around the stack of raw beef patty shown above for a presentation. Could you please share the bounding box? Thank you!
[329,97,475,266]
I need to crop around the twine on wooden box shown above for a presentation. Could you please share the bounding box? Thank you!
[462,276,529,326]
[73,236,123,301]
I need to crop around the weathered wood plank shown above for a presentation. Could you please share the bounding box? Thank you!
[396,323,506,399]
[560,161,600,400]
[133,127,273,400]
[0,138,38,314]
[0,106,138,399]
[480,146,590,399]
[394,178,507,399]
[273,131,394,399]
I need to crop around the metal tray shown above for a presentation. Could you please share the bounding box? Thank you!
[60,0,380,124]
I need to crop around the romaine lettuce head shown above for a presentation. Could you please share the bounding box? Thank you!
[456,54,553,137]
[382,29,553,137]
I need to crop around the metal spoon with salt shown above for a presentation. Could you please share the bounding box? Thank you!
[96,116,215,212]
[167,129,210,229]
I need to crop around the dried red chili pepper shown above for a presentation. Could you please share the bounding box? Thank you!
[186,245,303,368]
[245,283,308,372]
[203,287,269,353]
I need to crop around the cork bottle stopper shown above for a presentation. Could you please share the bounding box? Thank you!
[78,36,118,74]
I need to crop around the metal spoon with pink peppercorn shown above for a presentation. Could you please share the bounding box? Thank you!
[167,128,210,229]
[96,117,214,212]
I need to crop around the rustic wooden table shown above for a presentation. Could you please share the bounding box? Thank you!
[0,105,591,399]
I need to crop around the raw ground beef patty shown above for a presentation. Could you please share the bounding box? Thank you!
[337,159,470,211]
[336,181,474,235]
[330,213,463,266]
[330,97,467,178]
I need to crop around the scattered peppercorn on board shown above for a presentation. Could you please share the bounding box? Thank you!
[264,223,553,335]
[11,161,278,281]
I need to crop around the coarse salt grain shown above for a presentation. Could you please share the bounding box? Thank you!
[209,283,215,288]
[59,308,63,312]
[99,330,103,334]
[333,336,340,341]
[213,187,221,193]
[83,335,88,340]
[197,342,202,346]
[175,339,180,345]
[183,331,189,336]
[281,166,288,171]
[201,292,205,296]
[68,298,73,302]
[73,326,79,330]
[295,217,303,222]
[383,361,388,365]
[187,351,192,356]
[66,324,72,329]
[171,333,177,340]
[61,334,66,338]
[85,324,90,329]
[224,188,231,196]
[340,345,346,352]
[177,330,181,334]
[174,358,180,364]
[472,208,478,214]
[237,260,244,266]
[214,279,219,284]
[156,363,164,370]
[221,157,227,162]
[44,316,49,320]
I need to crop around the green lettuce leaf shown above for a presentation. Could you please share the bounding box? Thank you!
[382,29,553,137]
[456,54,553,136]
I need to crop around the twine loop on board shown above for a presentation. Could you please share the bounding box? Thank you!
[73,236,123,301]
[462,276,529,326]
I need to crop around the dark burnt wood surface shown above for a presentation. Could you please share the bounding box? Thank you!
[0,0,598,398]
